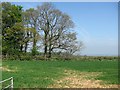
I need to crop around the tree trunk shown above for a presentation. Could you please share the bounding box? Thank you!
[33,26,37,51]
[48,47,51,58]
[24,42,28,53]
[32,33,37,56]
[44,20,50,60]
[44,33,47,60]
[48,40,52,58]
[20,44,23,52]
[33,36,36,48]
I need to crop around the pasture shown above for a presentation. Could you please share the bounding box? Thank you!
[2,60,118,88]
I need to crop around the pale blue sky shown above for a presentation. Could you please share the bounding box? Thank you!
[11,2,118,56]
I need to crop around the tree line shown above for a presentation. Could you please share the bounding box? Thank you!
[2,2,84,60]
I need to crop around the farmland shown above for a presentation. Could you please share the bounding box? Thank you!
[1,2,118,89]
[2,60,118,88]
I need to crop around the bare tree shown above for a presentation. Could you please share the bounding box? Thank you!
[37,3,80,58]
[37,3,54,58]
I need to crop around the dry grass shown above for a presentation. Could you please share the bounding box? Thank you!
[48,69,118,88]
[0,66,15,72]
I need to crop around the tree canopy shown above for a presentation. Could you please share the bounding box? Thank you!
[2,2,84,60]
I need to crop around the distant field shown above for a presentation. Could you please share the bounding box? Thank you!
[2,60,118,88]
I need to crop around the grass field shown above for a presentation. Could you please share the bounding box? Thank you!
[2,60,118,88]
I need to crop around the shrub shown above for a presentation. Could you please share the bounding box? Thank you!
[31,47,39,56]
[20,55,32,61]
[33,55,45,60]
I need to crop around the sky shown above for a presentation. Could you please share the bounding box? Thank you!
[11,2,118,56]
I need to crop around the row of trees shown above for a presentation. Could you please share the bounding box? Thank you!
[2,2,84,59]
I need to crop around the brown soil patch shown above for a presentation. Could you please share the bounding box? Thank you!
[0,66,15,72]
[48,69,118,88]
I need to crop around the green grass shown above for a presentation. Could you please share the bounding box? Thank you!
[2,60,118,88]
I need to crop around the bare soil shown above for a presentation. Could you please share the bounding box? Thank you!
[48,69,118,88]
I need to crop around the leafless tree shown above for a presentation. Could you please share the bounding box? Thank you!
[37,3,82,58]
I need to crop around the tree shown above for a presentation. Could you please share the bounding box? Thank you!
[2,3,40,56]
[37,3,81,58]
[2,2,22,33]
[2,2,23,56]
[23,8,40,55]
[3,23,25,55]
[2,2,84,60]
[37,3,54,58]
